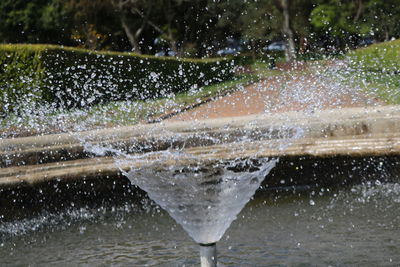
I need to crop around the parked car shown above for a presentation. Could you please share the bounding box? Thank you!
[154,50,177,57]
[263,41,287,52]
[357,37,375,47]
[216,46,242,56]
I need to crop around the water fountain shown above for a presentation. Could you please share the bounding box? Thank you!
[2,36,400,266]
[96,120,302,266]
[122,155,277,266]
[2,91,400,265]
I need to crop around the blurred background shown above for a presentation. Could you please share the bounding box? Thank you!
[1,0,398,59]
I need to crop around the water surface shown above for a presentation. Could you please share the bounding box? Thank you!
[1,182,399,266]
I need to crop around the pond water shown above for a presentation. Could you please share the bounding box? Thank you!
[1,181,399,266]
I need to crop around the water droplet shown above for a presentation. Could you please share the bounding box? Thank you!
[79,226,86,234]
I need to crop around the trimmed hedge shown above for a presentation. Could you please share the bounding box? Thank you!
[0,44,234,114]
[347,39,400,72]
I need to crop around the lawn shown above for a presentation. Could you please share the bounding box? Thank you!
[345,39,400,104]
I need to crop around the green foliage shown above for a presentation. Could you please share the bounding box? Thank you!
[0,0,70,44]
[0,45,45,113]
[0,44,234,114]
[364,0,400,41]
[2,0,400,59]
[361,72,400,104]
[211,0,279,41]
[232,53,257,66]
[1,74,255,137]
[310,4,337,29]
[310,1,370,38]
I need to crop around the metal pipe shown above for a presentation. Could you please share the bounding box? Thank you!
[199,243,217,267]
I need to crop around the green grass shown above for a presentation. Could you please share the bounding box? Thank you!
[364,74,400,104]
[344,69,400,104]
[344,40,400,104]
[347,39,400,72]
[250,60,282,77]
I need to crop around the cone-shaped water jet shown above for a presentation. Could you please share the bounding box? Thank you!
[122,154,277,265]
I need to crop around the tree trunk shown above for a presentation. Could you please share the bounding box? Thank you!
[251,39,256,61]
[353,0,364,23]
[167,28,178,54]
[121,16,142,54]
[385,30,389,42]
[299,36,307,54]
[280,0,296,62]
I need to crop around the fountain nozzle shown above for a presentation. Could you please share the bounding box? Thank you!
[199,243,217,267]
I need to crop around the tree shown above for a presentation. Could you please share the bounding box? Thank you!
[276,0,296,61]
[111,0,201,55]
[0,0,71,44]
[365,0,400,41]
[65,0,123,50]
[239,1,279,58]
[290,0,314,53]
[310,0,371,49]
[208,0,281,55]
[110,0,152,53]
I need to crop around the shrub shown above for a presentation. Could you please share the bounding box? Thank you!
[0,44,234,114]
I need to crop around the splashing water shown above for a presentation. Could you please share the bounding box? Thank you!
[79,118,303,247]
[124,156,277,244]
[0,204,140,238]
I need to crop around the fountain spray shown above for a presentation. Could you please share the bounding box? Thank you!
[123,152,279,266]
